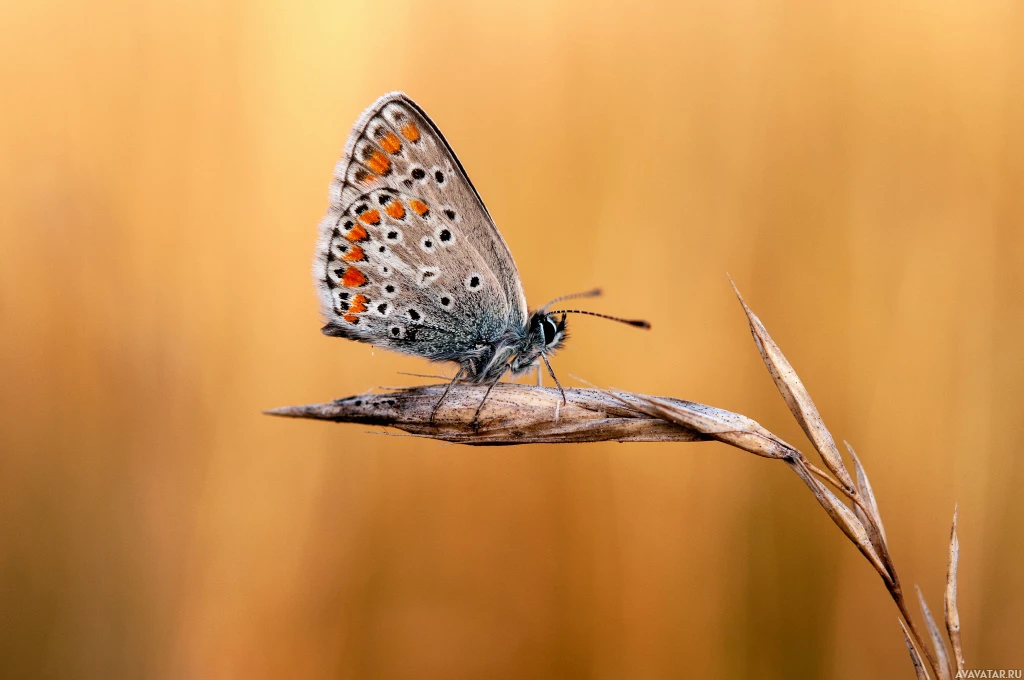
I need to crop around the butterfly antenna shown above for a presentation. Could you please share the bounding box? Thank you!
[549,309,651,329]
[539,288,602,312]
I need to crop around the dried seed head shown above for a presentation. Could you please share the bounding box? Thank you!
[786,458,890,582]
[612,392,795,459]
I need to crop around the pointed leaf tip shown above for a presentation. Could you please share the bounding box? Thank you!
[900,619,930,680]
[731,284,856,491]
[944,504,965,671]
[845,441,888,556]
[916,585,952,680]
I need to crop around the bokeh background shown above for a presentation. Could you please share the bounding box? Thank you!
[2,0,1022,678]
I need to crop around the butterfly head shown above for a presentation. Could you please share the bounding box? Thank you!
[536,312,568,349]
[510,311,568,374]
[531,310,569,352]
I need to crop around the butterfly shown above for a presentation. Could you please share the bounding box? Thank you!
[313,92,649,420]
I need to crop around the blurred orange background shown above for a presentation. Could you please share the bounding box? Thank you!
[2,1,1022,678]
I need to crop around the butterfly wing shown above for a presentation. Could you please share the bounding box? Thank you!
[313,92,528,364]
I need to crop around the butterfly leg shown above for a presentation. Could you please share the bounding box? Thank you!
[471,365,510,429]
[535,364,543,387]
[430,366,466,423]
[540,354,567,405]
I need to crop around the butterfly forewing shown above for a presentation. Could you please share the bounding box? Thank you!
[314,92,528,363]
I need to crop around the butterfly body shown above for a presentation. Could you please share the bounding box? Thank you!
[314,92,643,397]
[321,303,564,384]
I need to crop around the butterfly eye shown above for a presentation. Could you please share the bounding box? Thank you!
[541,316,559,346]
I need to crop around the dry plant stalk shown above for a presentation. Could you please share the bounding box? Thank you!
[269,386,714,445]
[269,282,965,679]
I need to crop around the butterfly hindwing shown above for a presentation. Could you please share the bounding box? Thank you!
[314,92,528,362]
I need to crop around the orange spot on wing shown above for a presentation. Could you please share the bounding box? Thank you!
[342,267,367,287]
[347,294,368,314]
[359,209,381,225]
[342,245,365,262]
[409,199,429,216]
[343,314,359,323]
[379,132,402,154]
[354,168,376,184]
[364,151,391,175]
[384,201,405,219]
[400,122,420,142]
[346,224,368,241]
